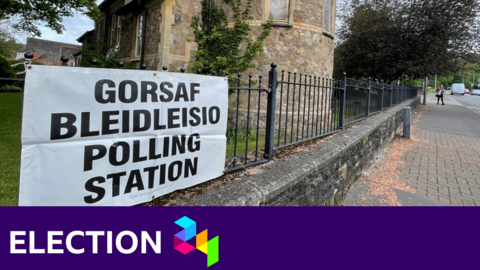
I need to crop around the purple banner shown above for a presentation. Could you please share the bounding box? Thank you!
[0,207,478,269]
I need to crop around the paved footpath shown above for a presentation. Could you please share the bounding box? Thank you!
[400,128,480,206]
[346,94,480,206]
[399,94,480,206]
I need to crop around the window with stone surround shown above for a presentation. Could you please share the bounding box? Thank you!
[101,20,106,41]
[270,0,288,21]
[110,15,116,45]
[135,14,143,57]
[100,20,105,41]
[262,0,295,27]
[323,0,336,37]
[116,16,121,46]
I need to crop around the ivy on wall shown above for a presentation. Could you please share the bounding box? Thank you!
[189,0,273,75]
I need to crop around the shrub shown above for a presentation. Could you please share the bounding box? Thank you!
[0,55,17,88]
[0,55,16,79]
[0,85,22,92]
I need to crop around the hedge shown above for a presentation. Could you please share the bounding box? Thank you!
[0,55,16,80]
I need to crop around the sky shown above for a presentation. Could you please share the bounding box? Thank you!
[32,0,101,45]
[35,13,95,45]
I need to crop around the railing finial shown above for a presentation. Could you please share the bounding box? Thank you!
[24,52,33,66]
[91,59,98,68]
[61,56,69,66]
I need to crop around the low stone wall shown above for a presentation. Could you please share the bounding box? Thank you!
[172,97,420,206]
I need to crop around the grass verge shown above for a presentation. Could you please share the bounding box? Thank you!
[226,139,263,159]
[0,93,22,206]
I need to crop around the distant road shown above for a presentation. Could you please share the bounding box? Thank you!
[446,92,480,115]
[422,92,480,138]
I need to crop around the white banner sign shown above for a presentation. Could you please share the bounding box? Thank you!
[19,66,228,206]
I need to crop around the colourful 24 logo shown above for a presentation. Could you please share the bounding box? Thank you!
[174,216,219,267]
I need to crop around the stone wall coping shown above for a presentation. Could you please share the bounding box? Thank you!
[172,97,420,206]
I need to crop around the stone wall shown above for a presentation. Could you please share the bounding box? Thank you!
[163,0,200,71]
[221,0,335,78]
[118,15,134,59]
[168,97,420,206]
[255,30,335,77]
[145,0,163,69]
[162,0,335,76]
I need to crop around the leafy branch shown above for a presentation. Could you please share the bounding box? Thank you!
[189,0,273,75]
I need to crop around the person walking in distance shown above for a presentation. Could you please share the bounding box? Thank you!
[436,84,445,105]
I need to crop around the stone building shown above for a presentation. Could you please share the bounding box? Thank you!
[24,37,81,66]
[79,0,336,76]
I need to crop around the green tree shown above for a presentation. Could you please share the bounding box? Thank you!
[435,58,480,88]
[438,76,454,88]
[189,0,273,75]
[0,0,99,37]
[0,55,16,87]
[335,0,480,83]
[0,29,20,58]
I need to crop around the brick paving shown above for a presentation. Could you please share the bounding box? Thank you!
[399,128,480,206]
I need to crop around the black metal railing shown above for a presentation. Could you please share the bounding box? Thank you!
[21,53,419,173]
[344,78,368,125]
[274,72,343,150]
[225,73,270,172]
[392,85,399,105]
[369,81,383,114]
[384,84,392,107]
[398,86,402,104]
